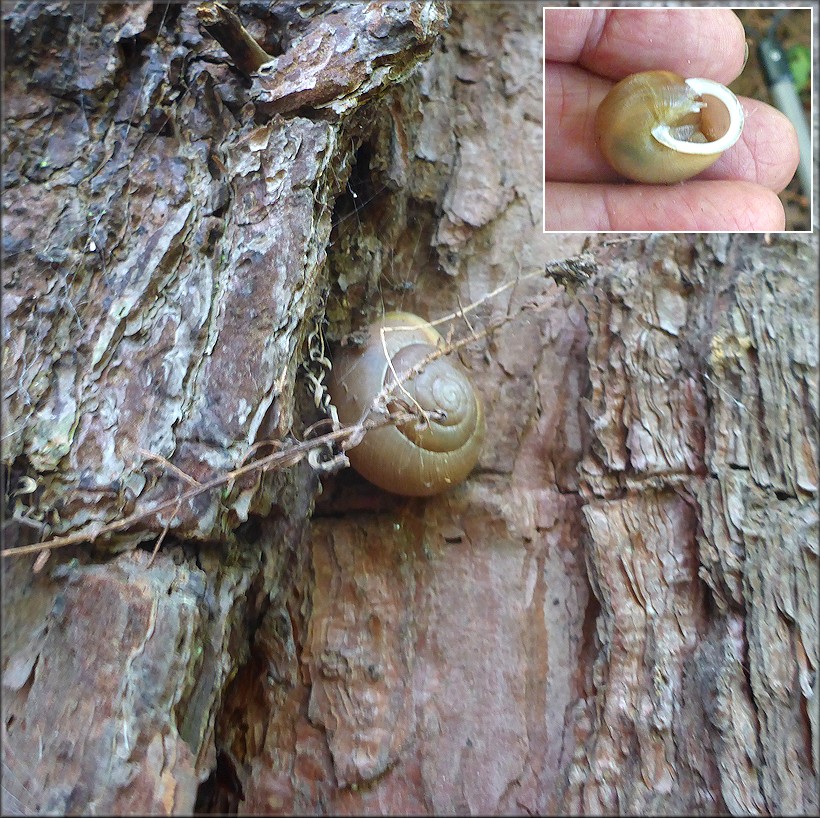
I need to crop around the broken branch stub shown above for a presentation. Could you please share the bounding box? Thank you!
[196,2,277,76]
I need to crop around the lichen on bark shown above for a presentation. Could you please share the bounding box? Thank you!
[2,2,449,813]
[2,0,448,548]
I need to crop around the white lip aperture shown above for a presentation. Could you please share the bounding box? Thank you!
[651,77,745,155]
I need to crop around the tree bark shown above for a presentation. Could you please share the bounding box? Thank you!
[568,233,818,815]
[2,2,817,816]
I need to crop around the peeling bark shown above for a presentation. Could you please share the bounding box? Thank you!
[2,0,446,546]
[565,234,818,815]
[2,0,448,812]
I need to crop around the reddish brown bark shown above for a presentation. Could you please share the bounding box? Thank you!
[2,3,817,816]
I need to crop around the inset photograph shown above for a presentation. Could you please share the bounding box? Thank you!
[543,6,813,232]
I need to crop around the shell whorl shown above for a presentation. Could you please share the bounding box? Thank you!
[328,312,485,496]
[595,70,744,184]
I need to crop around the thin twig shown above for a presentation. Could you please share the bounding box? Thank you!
[378,323,430,424]
[2,251,596,561]
[1,410,416,559]
[362,294,555,439]
[147,498,180,566]
[137,448,202,488]
[424,252,596,333]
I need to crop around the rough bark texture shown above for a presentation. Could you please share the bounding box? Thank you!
[2,2,817,817]
[2,0,445,545]
[568,234,818,815]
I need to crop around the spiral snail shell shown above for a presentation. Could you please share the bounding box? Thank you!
[595,70,745,184]
[327,311,485,496]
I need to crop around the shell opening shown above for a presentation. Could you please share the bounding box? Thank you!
[651,77,744,156]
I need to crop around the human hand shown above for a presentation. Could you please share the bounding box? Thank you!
[544,8,799,231]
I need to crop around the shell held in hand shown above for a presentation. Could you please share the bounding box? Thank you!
[595,70,745,184]
[327,312,485,496]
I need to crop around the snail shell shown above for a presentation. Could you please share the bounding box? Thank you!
[595,70,744,184]
[328,311,485,496]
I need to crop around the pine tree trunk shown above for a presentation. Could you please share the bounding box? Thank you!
[2,2,817,815]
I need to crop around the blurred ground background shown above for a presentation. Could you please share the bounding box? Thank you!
[731,8,812,232]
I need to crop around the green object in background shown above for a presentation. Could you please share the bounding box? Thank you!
[787,44,810,91]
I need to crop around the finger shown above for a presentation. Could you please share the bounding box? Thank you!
[544,63,609,182]
[545,8,747,83]
[545,64,799,191]
[707,102,799,193]
[544,180,786,232]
